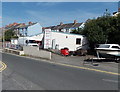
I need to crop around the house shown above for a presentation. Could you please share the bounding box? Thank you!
[0,28,3,41]
[11,38,18,45]
[113,12,120,16]
[4,22,42,37]
[43,20,84,33]
[113,2,120,16]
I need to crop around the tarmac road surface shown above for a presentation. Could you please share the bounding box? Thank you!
[2,52,119,90]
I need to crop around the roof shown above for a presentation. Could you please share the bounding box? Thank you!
[44,22,83,30]
[98,44,120,48]
[4,22,37,31]
[52,31,84,36]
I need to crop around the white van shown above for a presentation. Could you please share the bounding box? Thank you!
[18,37,40,47]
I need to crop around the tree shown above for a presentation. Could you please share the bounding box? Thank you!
[71,28,83,34]
[4,29,15,41]
[108,14,120,44]
[81,14,120,49]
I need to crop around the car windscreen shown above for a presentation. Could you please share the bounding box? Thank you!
[98,45,110,48]
[29,40,37,43]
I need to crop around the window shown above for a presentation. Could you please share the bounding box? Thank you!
[99,45,110,48]
[29,40,37,43]
[25,40,28,44]
[76,38,81,45]
[112,46,120,49]
[59,29,62,32]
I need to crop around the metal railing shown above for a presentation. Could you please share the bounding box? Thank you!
[4,42,23,51]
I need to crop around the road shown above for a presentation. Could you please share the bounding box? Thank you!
[2,52,118,90]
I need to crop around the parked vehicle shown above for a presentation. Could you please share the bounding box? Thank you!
[31,31,89,55]
[18,37,40,47]
[51,32,89,55]
[95,44,120,62]
[51,32,89,51]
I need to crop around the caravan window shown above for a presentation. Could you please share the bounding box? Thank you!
[76,38,81,45]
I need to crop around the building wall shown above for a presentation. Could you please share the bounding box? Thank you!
[27,23,42,36]
[11,39,18,45]
[79,23,85,29]
[51,23,84,33]
[23,46,51,60]
[32,33,44,41]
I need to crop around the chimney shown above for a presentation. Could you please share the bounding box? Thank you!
[118,1,120,12]
[28,22,32,25]
[5,25,8,27]
[118,8,120,12]
[13,22,18,26]
[60,22,63,26]
[22,23,25,26]
[74,20,77,24]
[9,24,12,26]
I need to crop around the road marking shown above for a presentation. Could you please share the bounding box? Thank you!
[12,78,27,90]
[3,52,119,76]
[0,61,7,72]
[19,54,120,76]
[50,62,120,76]
[102,79,118,83]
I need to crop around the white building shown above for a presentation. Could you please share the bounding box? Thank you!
[113,3,120,17]
[113,11,120,17]
[43,20,84,33]
[11,38,18,45]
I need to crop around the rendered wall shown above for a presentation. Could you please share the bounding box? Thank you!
[27,23,42,36]
[23,46,51,60]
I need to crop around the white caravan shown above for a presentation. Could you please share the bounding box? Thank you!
[32,31,89,51]
[50,32,89,51]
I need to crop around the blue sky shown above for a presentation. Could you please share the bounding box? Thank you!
[2,2,118,27]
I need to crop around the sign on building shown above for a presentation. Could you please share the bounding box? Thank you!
[43,29,52,49]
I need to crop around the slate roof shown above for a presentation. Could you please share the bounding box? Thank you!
[4,22,37,30]
[44,22,83,30]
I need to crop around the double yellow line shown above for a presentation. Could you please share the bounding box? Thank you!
[0,59,119,76]
[0,61,7,72]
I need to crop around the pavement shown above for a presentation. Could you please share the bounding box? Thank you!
[51,53,119,75]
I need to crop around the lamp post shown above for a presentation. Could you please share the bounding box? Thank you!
[2,29,5,49]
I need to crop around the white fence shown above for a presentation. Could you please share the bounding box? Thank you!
[23,46,51,60]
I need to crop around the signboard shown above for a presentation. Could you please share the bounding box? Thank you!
[43,29,52,49]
